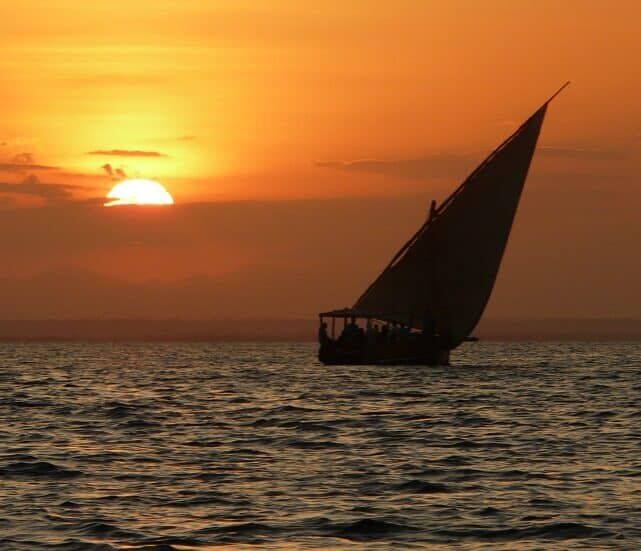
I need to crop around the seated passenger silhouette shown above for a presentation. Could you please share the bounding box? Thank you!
[366,322,376,345]
[340,317,360,346]
[318,321,330,344]
[374,324,383,344]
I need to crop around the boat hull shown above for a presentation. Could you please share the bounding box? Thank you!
[318,340,450,366]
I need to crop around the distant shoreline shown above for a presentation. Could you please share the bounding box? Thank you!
[0,319,640,342]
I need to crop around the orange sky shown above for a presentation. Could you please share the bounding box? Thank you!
[1,1,640,319]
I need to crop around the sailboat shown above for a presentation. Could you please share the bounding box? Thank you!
[318,83,569,365]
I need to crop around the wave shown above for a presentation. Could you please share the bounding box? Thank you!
[439,454,470,465]
[102,401,137,418]
[394,479,452,493]
[16,538,119,550]
[126,546,177,551]
[7,398,53,408]
[131,536,203,549]
[477,506,502,516]
[168,495,234,507]
[210,522,276,534]
[185,439,224,447]
[196,522,281,541]
[116,419,159,429]
[0,460,82,479]
[328,518,417,541]
[437,522,612,541]
[72,520,142,539]
[279,419,339,432]
[284,438,346,450]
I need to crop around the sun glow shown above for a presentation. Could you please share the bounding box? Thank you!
[105,179,174,207]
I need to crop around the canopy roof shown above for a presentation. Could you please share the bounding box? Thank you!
[318,308,402,320]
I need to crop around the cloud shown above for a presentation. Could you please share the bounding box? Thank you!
[0,163,58,172]
[316,145,630,183]
[0,152,58,172]
[315,154,474,180]
[0,175,84,203]
[12,152,35,164]
[88,149,168,158]
[150,135,196,145]
[101,164,128,180]
[537,146,628,161]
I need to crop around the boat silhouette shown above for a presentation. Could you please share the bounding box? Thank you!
[319,83,569,365]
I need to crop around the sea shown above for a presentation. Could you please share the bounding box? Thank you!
[1,341,641,550]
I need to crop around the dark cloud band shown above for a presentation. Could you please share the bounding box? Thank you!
[315,155,473,180]
[88,149,168,158]
[0,175,85,203]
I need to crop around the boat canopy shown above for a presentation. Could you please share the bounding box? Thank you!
[318,308,406,321]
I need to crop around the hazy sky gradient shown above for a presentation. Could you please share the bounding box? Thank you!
[1,1,640,319]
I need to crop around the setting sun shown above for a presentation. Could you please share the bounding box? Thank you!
[105,179,174,207]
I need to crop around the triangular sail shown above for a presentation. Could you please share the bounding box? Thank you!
[354,98,554,348]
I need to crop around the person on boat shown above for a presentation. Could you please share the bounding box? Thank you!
[428,199,437,221]
[346,316,359,337]
[374,324,383,344]
[366,321,377,345]
[318,321,330,345]
[399,324,410,341]
[340,316,360,346]
[381,324,389,343]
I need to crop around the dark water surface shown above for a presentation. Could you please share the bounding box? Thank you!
[1,342,641,550]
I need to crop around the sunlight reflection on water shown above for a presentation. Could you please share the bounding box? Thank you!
[1,341,641,549]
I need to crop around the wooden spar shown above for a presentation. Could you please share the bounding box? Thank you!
[545,81,571,104]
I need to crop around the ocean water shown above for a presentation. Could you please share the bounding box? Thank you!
[1,342,641,550]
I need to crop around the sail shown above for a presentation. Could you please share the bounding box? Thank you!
[354,102,550,348]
